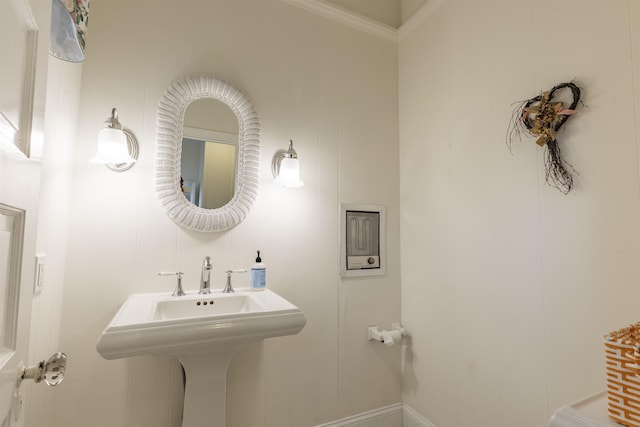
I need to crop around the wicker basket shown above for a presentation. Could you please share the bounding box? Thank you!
[605,322,640,427]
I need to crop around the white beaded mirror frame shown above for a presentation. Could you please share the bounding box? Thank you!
[155,75,260,232]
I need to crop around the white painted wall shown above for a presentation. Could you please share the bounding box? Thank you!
[43,1,400,426]
[399,1,640,426]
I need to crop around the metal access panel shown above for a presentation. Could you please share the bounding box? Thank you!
[346,210,380,269]
[340,204,385,277]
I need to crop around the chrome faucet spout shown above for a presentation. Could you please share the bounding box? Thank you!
[199,256,213,294]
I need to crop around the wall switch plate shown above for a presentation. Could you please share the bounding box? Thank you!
[34,254,46,293]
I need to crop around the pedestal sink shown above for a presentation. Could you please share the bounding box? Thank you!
[96,289,306,427]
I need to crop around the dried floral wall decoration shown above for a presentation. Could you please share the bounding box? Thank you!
[507,82,582,194]
[62,0,90,52]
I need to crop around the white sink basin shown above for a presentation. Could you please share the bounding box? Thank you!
[96,288,306,359]
[153,294,261,320]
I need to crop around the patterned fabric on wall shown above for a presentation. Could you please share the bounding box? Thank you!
[62,0,89,52]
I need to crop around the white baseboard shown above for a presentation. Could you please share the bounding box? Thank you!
[313,403,434,427]
[403,404,436,427]
[314,403,402,427]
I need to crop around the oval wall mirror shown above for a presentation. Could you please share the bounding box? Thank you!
[182,98,239,210]
[155,76,260,232]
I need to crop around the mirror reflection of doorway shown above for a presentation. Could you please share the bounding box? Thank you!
[181,179,199,205]
[181,137,237,209]
[181,98,239,210]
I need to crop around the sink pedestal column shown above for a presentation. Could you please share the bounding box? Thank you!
[179,351,237,427]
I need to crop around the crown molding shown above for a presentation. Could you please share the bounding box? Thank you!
[280,0,398,41]
[280,0,448,42]
[398,0,448,40]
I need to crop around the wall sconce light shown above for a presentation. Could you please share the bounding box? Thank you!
[90,108,139,172]
[272,140,304,188]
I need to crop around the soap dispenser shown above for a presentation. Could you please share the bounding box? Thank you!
[250,250,266,289]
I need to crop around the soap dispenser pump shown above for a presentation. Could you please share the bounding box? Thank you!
[250,250,266,289]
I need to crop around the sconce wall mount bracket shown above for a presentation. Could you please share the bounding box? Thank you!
[106,129,138,172]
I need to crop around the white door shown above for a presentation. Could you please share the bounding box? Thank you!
[0,180,39,427]
[0,0,53,425]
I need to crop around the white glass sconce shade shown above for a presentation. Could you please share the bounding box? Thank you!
[272,140,304,188]
[90,108,139,172]
[92,128,134,163]
[275,158,304,188]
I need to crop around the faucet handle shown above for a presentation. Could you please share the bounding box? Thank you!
[158,271,185,296]
[223,269,247,293]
